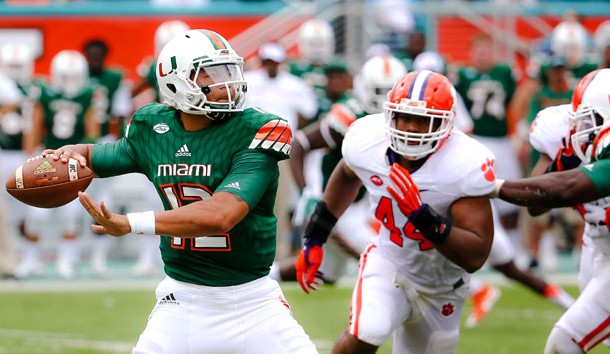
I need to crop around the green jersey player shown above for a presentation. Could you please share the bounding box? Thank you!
[42,29,317,354]
[288,18,336,101]
[83,39,129,139]
[23,50,101,280]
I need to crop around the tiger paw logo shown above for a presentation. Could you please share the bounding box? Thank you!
[480,159,496,182]
[33,161,56,175]
[441,303,454,317]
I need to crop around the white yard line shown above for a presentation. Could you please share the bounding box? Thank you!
[0,279,159,293]
[0,329,133,353]
[0,271,578,293]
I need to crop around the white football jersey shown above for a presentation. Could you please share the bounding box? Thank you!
[528,104,610,248]
[529,104,572,158]
[342,114,496,294]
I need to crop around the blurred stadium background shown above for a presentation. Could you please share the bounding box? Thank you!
[0,0,609,353]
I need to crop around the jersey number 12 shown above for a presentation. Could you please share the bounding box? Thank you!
[160,183,231,252]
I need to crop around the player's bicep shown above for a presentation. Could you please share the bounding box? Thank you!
[323,159,362,217]
[450,196,494,243]
[215,151,279,210]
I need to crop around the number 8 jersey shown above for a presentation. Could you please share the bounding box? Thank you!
[342,113,496,294]
[91,103,291,286]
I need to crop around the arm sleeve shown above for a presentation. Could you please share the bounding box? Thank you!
[579,160,610,198]
[91,137,140,177]
[215,151,279,210]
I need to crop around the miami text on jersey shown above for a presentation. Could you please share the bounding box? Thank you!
[157,163,212,177]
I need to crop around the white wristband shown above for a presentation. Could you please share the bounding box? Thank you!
[491,179,505,198]
[127,211,156,236]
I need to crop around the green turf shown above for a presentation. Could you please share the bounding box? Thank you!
[0,283,604,354]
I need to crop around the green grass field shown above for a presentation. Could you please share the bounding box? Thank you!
[0,280,603,354]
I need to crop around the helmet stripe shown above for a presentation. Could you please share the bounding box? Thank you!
[204,31,228,50]
[572,69,601,111]
[382,56,391,78]
[410,70,432,101]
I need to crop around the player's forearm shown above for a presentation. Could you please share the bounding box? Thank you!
[153,193,249,238]
[526,154,553,216]
[434,227,491,273]
[66,144,95,165]
[498,170,596,208]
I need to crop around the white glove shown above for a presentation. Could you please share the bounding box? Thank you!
[583,203,609,227]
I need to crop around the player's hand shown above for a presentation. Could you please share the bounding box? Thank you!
[386,163,452,243]
[42,145,87,168]
[78,191,131,237]
[583,204,610,230]
[545,137,581,173]
[386,163,422,217]
[295,239,324,294]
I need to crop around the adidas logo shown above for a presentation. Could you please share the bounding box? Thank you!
[34,161,56,175]
[224,182,241,190]
[175,144,191,157]
[158,293,179,305]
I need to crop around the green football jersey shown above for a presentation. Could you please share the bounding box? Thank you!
[580,159,610,199]
[91,104,291,287]
[533,59,599,88]
[321,96,368,189]
[288,60,328,101]
[0,80,41,150]
[88,68,123,136]
[579,128,610,197]
[39,84,96,149]
[454,64,516,137]
[322,96,368,202]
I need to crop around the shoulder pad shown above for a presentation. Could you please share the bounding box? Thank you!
[327,103,358,136]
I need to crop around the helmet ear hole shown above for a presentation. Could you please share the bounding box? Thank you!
[166,83,177,94]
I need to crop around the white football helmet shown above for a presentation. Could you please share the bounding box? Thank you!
[156,29,247,120]
[298,18,335,65]
[155,20,190,56]
[413,51,446,74]
[570,68,610,162]
[0,42,34,86]
[384,70,455,160]
[594,20,610,53]
[50,50,89,98]
[551,21,588,66]
[359,55,406,113]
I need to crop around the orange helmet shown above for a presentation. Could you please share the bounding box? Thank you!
[384,70,455,160]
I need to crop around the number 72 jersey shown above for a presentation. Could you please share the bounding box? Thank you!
[342,114,496,294]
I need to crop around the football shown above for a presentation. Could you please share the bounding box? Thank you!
[5,155,94,208]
